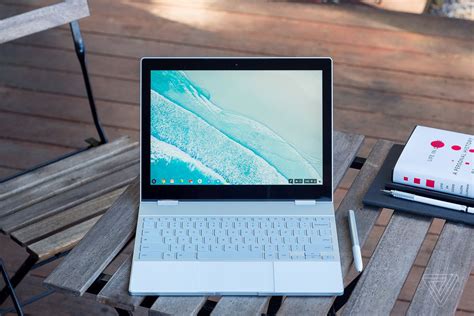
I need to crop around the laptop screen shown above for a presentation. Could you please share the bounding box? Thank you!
[150,70,323,186]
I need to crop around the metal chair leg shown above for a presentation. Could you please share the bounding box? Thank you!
[0,259,25,315]
[115,307,133,316]
[70,21,108,145]
[0,254,38,306]
[0,255,38,306]
[328,273,363,314]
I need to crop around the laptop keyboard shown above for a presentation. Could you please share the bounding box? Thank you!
[137,216,336,262]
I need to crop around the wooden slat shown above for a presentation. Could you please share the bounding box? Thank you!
[96,256,145,311]
[0,137,70,171]
[150,297,208,316]
[0,145,138,218]
[44,178,140,295]
[0,163,138,233]
[342,214,431,315]
[277,140,393,315]
[332,132,364,191]
[212,132,363,315]
[29,214,102,260]
[11,188,125,245]
[211,297,269,316]
[0,136,135,198]
[407,223,474,315]
[0,0,89,44]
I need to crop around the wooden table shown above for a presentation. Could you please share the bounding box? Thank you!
[43,132,473,315]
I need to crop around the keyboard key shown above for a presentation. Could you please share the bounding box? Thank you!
[163,252,176,260]
[218,236,230,244]
[211,245,224,252]
[177,252,196,260]
[141,244,169,252]
[139,252,163,260]
[178,236,189,244]
[306,244,333,252]
[264,253,276,260]
[237,244,251,252]
[184,244,196,252]
[164,237,176,244]
[198,252,227,260]
[225,244,237,252]
[278,252,289,260]
[171,244,182,252]
[251,245,263,252]
[198,245,210,252]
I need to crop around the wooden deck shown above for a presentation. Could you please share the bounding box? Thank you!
[1,0,473,314]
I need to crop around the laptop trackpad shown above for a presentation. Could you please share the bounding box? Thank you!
[274,262,343,294]
[198,262,274,294]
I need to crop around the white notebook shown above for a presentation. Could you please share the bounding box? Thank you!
[393,126,474,199]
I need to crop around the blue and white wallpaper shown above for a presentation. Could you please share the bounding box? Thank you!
[150,70,323,185]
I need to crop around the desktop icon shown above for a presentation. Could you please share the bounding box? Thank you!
[197,179,202,184]
[151,179,156,184]
[170,179,175,184]
[161,179,166,184]
[189,179,193,184]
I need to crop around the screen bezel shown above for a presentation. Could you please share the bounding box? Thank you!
[141,58,332,200]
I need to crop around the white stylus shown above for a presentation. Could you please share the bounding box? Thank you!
[348,209,363,272]
[382,190,474,214]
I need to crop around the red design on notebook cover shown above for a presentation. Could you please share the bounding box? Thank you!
[431,140,445,149]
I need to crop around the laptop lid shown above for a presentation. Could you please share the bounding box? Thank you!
[140,58,332,201]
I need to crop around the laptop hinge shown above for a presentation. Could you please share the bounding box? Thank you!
[295,200,317,206]
[157,200,179,206]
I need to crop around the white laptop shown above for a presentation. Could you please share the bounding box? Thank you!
[129,57,344,296]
